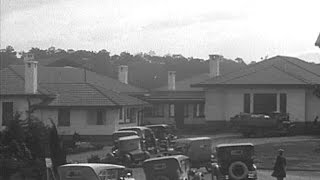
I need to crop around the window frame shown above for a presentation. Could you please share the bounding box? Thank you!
[58,108,71,126]
[169,104,175,117]
[193,103,205,118]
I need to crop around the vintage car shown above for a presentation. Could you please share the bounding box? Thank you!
[118,126,158,153]
[105,135,150,167]
[164,137,214,172]
[111,130,138,151]
[211,143,257,180]
[230,112,294,137]
[58,163,135,180]
[146,124,178,150]
[143,155,204,180]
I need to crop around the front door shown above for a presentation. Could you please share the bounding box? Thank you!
[174,103,184,128]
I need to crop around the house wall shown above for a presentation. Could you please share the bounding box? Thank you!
[143,103,206,125]
[305,89,320,122]
[0,96,42,130]
[205,87,306,122]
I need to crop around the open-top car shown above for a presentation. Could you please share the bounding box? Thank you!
[112,130,138,151]
[118,126,158,153]
[143,155,204,180]
[146,124,177,150]
[211,143,257,180]
[105,135,150,167]
[164,137,214,172]
[58,163,135,180]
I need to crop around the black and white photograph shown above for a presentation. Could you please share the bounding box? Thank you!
[1,0,320,179]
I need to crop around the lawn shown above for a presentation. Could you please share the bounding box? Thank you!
[254,139,320,170]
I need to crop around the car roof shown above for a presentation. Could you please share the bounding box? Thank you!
[216,143,254,148]
[59,163,125,170]
[119,126,150,131]
[144,155,189,163]
[176,137,211,142]
[146,124,169,128]
[118,135,140,141]
[113,130,138,134]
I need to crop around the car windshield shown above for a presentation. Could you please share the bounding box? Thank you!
[98,169,123,180]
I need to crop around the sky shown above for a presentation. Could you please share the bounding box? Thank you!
[1,0,320,63]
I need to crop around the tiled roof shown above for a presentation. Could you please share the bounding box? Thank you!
[316,33,320,47]
[38,83,148,107]
[9,65,147,93]
[0,67,51,95]
[193,56,320,86]
[0,66,148,106]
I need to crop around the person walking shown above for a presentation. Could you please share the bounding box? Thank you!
[272,149,287,180]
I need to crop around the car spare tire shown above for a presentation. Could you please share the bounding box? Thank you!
[154,175,170,180]
[228,161,249,180]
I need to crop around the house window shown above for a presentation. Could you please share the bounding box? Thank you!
[184,104,189,117]
[87,109,106,125]
[2,102,13,126]
[280,93,287,113]
[119,107,123,120]
[194,103,205,117]
[243,93,251,113]
[119,107,135,124]
[58,109,70,126]
[152,104,165,117]
[169,104,175,117]
[253,93,277,114]
[143,107,153,117]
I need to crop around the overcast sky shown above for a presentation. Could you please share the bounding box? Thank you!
[1,0,320,62]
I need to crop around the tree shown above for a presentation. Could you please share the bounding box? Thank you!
[235,57,246,64]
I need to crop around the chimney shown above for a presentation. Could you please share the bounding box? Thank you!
[118,65,128,84]
[209,54,222,78]
[168,71,176,90]
[24,54,38,94]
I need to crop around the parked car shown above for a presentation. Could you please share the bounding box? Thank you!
[164,137,214,172]
[105,135,150,167]
[143,155,204,180]
[118,126,158,153]
[211,143,257,180]
[230,112,294,137]
[146,124,178,150]
[112,130,138,151]
[58,163,135,180]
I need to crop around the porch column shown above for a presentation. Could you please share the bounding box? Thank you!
[276,93,280,112]
[250,93,254,113]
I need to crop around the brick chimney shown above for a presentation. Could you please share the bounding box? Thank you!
[118,65,128,84]
[209,54,222,78]
[168,71,176,90]
[24,54,38,94]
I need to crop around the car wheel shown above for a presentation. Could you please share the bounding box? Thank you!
[228,161,249,180]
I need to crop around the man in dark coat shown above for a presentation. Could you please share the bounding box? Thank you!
[272,149,287,180]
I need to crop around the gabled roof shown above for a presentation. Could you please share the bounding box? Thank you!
[37,83,147,107]
[9,65,147,94]
[0,66,148,107]
[316,33,320,47]
[0,67,51,95]
[193,56,320,87]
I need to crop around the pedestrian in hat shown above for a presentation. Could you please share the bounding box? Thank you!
[271,149,287,180]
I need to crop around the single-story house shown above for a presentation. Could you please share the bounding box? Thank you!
[143,55,246,128]
[0,56,148,139]
[192,56,320,128]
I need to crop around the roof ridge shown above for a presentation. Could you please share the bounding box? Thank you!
[283,57,320,78]
[271,65,311,84]
[86,83,120,106]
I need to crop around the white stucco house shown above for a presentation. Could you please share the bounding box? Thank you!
[192,56,320,130]
[0,57,148,140]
